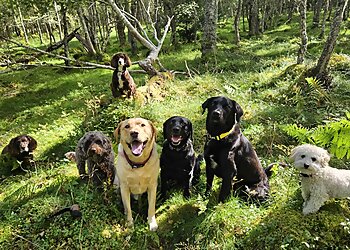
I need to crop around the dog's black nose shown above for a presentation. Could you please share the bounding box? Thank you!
[212,109,222,117]
[130,131,139,138]
[172,127,180,134]
[304,163,309,169]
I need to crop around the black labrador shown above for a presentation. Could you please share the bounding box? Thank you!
[160,116,201,199]
[202,96,269,202]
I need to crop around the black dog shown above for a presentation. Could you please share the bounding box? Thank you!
[1,135,37,168]
[75,131,116,186]
[160,116,201,199]
[202,96,269,202]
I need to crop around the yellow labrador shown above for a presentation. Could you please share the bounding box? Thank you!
[114,118,159,231]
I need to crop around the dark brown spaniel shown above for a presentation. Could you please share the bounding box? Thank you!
[110,52,136,98]
[1,135,37,167]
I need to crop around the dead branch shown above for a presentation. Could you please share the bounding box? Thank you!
[46,27,80,52]
[0,37,113,70]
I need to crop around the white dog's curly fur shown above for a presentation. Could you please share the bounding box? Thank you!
[290,144,350,215]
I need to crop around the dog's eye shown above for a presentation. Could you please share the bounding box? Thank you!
[301,155,305,158]
[125,124,130,129]
[311,157,317,162]
[141,123,146,127]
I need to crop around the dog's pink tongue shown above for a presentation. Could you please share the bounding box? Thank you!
[131,141,143,155]
[171,135,182,143]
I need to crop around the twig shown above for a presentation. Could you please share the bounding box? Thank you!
[12,232,44,250]
[184,60,193,79]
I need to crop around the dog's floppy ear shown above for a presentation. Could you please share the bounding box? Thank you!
[162,118,171,140]
[7,137,20,155]
[110,54,119,68]
[150,120,157,141]
[114,121,123,143]
[289,145,301,162]
[230,99,244,123]
[186,118,193,142]
[320,149,331,167]
[201,97,214,114]
[27,136,37,151]
[124,53,132,67]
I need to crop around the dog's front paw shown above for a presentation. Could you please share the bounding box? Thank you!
[302,206,318,215]
[149,216,158,231]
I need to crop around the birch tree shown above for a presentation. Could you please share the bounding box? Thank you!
[201,0,218,58]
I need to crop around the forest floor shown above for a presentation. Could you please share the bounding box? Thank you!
[1,15,350,249]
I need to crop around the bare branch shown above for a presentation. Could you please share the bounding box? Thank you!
[158,16,173,50]
[0,37,113,70]
[120,9,153,44]
[139,0,159,43]
[106,0,156,50]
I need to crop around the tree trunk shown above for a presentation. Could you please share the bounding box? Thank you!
[18,6,29,43]
[313,0,324,27]
[314,0,348,76]
[77,7,96,55]
[319,0,330,38]
[128,0,138,55]
[36,19,43,44]
[54,1,63,40]
[115,15,126,47]
[234,0,242,45]
[297,0,308,64]
[248,0,260,36]
[61,5,69,66]
[201,0,218,58]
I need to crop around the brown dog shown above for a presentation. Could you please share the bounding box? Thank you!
[114,118,159,231]
[110,52,136,98]
[1,135,37,168]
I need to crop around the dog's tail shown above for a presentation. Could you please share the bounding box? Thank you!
[65,151,76,162]
[264,162,289,178]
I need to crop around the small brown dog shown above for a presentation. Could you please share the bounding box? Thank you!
[1,135,37,167]
[114,118,159,231]
[110,52,136,98]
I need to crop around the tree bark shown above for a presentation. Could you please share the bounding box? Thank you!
[314,0,348,76]
[297,0,308,64]
[248,0,260,36]
[18,6,29,43]
[62,5,70,66]
[54,1,63,40]
[201,0,218,58]
[77,7,97,55]
[36,19,43,44]
[234,0,242,45]
[319,0,330,38]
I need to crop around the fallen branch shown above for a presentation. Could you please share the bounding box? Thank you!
[0,37,114,70]
[0,62,150,74]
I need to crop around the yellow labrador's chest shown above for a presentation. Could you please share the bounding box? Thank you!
[120,167,157,194]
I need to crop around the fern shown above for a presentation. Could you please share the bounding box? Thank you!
[283,114,350,159]
[305,77,330,102]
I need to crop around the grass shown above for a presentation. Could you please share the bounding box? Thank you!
[1,13,350,249]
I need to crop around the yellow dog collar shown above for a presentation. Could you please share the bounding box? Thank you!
[213,125,236,140]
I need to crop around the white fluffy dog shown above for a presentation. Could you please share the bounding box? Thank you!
[290,144,350,215]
